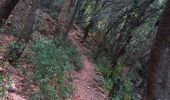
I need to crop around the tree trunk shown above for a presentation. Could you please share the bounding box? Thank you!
[82,0,99,41]
[58,0,73,22]
[83,19,93,40]
[109,34,154,96]
[144,0,170,99]
[76,0,90,23]
[57,0,73,35]
[110,0,155,69]
[109,0,155,97]
[63,0,82,39]
[0,0,20,27]
[7,0,41,66]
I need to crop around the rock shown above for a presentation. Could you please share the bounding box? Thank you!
[87,86,90,89]
[0,67,4,73]
[3,0,33,32]
[0,55,3,60]
[8,82,17,93]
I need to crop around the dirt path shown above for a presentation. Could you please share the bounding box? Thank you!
[69,31,108,100]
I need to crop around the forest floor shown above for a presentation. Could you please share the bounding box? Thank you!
[69,31,108,100]
[0,30,108,100]
[0,34,26,100]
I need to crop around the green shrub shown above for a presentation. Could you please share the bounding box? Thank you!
[0,28,6,33]
[26,35,82,99]
[94,57,133,100]
[94,57,113,92]
[110,62,133,100]
[0,28,18,36]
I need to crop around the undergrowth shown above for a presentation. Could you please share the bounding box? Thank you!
[21,35,82,100]
[0,37,13,99]
[94,57,113,91]
[0,64,12,99]
[0,28,18,36]
[94,56,133,100]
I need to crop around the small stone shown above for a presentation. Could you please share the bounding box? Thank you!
[8,88,16,93]
[0,67,4,73]
[0,55,3,60]
[9,15,14,18]
[8,82,17,92]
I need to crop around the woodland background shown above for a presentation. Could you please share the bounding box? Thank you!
[0,0,170,100]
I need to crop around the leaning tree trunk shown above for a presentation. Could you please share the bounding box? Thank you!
[7,0,41,66]
[0,0,20,27]
[110,0,155,69]
[144,0,170,99]
[109,0,155,97]
[109,33,154,96]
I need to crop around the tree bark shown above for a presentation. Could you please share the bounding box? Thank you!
[144,0,170,99]
[82,0,99,40]
[109,34,154,96]
[109,0,155,97]
[57,0,73,35]
[83,19,93,40]
[110,0,155,69]
[0,0,20,27]
[7,0,41,66]
[63,0,82,39]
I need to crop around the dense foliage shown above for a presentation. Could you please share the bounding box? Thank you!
[21,34,82,99]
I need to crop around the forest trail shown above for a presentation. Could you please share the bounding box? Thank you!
[69,31,108,100]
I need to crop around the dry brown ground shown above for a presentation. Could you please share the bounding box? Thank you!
[69,31,108,100]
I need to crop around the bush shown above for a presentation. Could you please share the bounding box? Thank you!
[110,62,133,100]
[25,35,82,99]
[94,57,133,100]
[94,56,113,92]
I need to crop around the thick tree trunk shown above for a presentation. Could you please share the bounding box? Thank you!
[2,0,35,32]
[7,0,41,66]
[144,0,170,99]
[0,0,20,27]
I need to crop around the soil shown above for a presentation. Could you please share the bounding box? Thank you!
[0,34,25,100]
[69,31,108,100]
